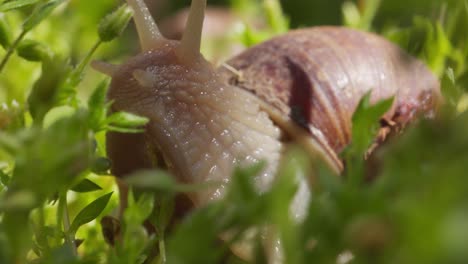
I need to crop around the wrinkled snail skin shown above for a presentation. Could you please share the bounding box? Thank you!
[107,43,283,205]
[93,0,440,262]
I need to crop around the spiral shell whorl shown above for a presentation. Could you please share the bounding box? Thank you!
[220,27,439,155]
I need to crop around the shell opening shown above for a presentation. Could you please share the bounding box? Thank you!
[176,0,207,62]
[126,0,165,51]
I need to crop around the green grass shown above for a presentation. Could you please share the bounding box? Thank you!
[0,0,467,263]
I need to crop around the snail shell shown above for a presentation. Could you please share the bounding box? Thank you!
[219,27,439,168]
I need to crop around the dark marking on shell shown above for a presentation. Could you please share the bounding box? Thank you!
[287,56,312,129]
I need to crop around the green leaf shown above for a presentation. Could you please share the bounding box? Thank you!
[166,202,226,264]
[263,0,289,34]
[105,111,149,133]
[108,191,153,263]
[0,13,12,49]
[40,244,79,264]
[425,22,452,76]
[226,162,265,203]
[88,80,110,132]
[441,68,462,108]
[342,1,361,28]
[71,178,102,193]
[0,131,22,155]
[105,125,144,133]
[106,112,149,127]
[153,195,174,239]
[371,113,468,263]
[42,105,76,128]
[88,80,109,113]
[125,170,214,197]
[27,55,73,122]
[124,191,154,226]
[0,190,36,211]
[67,40,102,90]
[125,170,177,193]
[0,169,10,187]
[22,0,65,32]
[360,0,381,30]
[98,4,133,42]
[236,21,279,47]
[16,39,52,62]
[0,0,40,12]
[343,0,382,30]
[1,210,32,263]
[342,92,393,185]
[2,111,93,208]
[350,92,394,155]
[69,192,113,234]
[166,163,268,264]
[267,148,305,263]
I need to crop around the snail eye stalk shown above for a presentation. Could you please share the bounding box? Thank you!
[126,0,166,51]
[176,0,207,62]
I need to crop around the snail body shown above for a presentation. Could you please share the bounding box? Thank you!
[93,0,439,261]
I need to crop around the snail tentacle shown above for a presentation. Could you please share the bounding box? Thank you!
[176,0,207,62]
[126,0,165,51]
[91,60,119,76]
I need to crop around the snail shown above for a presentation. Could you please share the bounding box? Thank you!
[92,0,440,261]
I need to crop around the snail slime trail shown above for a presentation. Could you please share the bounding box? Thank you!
[92,0,440,262]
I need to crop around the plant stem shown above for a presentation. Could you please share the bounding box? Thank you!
[360,0,381,30]
[159,236,166,264]
[75,40,102,76]
[58,192,77,256]
[57,196,64,233]
[0,29,27,74]
[67,39,102,88]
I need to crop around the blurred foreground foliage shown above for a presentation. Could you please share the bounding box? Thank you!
[0,0,467,263]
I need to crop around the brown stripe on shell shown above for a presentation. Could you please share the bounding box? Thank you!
[219,26,439,155]
[285,54,347,151]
